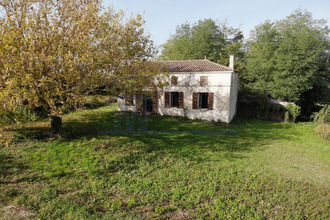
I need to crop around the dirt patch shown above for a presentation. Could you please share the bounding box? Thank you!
[165,209,192,219]
[1,205,37,219]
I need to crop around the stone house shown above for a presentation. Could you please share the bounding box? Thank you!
[118,56,239,123]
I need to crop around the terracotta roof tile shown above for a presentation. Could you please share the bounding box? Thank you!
[158,59,234,72]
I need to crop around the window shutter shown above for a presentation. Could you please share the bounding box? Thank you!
[179,92,184,108]
[208,93,214,110]
[136,95,143,113]
[192,93,198,109]
[125,95,134,106]
[165,92,170,108]
[152,93,158,113]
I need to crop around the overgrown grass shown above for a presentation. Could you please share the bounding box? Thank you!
[0,104,329,219]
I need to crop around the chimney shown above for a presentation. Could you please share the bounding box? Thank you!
[229,55,234,69]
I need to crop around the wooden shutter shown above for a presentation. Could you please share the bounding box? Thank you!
[208,93,214,110]
[152,92,158,113]
[125,95,134,106]
[179,92,184,108]
[192,92,198,109]
[136,95,143,113]
[165,92,170,108]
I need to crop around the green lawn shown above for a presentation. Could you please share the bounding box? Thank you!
[0,105,329,219]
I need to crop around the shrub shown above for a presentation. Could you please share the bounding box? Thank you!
[12,106,39,123]
[84,95,109,109]
[311,106,329,140]
[0,106,39,126]
[285,103,301,122]
[311,106,330,124]
[236,91,287,122]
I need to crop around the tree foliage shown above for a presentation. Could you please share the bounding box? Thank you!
[245,9,330,105]
[0,0,164,131]
[160,19,245,71]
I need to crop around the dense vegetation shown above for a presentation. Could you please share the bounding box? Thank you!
[1,105,329,219]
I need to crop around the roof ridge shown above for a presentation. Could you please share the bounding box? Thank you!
[203,59,230,67]
[158,59,235,72]
[159,59,205,62]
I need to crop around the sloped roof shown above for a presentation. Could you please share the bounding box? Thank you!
[158,59,234,72]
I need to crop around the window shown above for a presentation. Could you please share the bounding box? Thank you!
[171,92,179,107]
[200,76,208,86]
[192,92,213,110]
[165,92,183,108]
[143,97,153,112]
[199,93,208,109]
[171,76,178,85]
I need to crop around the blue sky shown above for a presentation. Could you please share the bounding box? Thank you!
[103,0,330,48]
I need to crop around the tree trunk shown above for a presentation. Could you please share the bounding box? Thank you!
[51,116,62,133]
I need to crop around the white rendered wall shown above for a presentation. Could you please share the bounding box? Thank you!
[228,73,239,122]
[158,71,237,123]
[117,97,136,112]
[118,71,239,123]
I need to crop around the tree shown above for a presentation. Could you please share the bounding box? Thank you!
[243,21,280,94]
[0,0,163,132]
[160,19,245,71]
[245,9,329,108]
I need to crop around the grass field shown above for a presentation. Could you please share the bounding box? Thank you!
[0,104,329,219]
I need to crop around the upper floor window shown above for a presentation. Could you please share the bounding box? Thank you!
[200,76,208,86]
[171,76,178,86]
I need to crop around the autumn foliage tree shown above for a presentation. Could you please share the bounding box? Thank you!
[0,0,163,132]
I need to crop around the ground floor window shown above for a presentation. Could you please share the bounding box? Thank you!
[193,92,213,110]
[144,97,153,112]
[165,92,184,108]
[199,93,208,109]
[125,95,134,106]
[171,92,179,107]
[134,92,158,113]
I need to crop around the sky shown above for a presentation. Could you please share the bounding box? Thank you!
[103,0,330,48]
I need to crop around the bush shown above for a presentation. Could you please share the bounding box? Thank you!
[237,91,286,122]
[285,103,301,123]
[0,106,39,126]
[84,95,110,109]
[311,106,330,124]
[311,106,329,140]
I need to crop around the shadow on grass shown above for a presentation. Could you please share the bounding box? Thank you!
[6,108,297,172]
[0,153,29,184]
